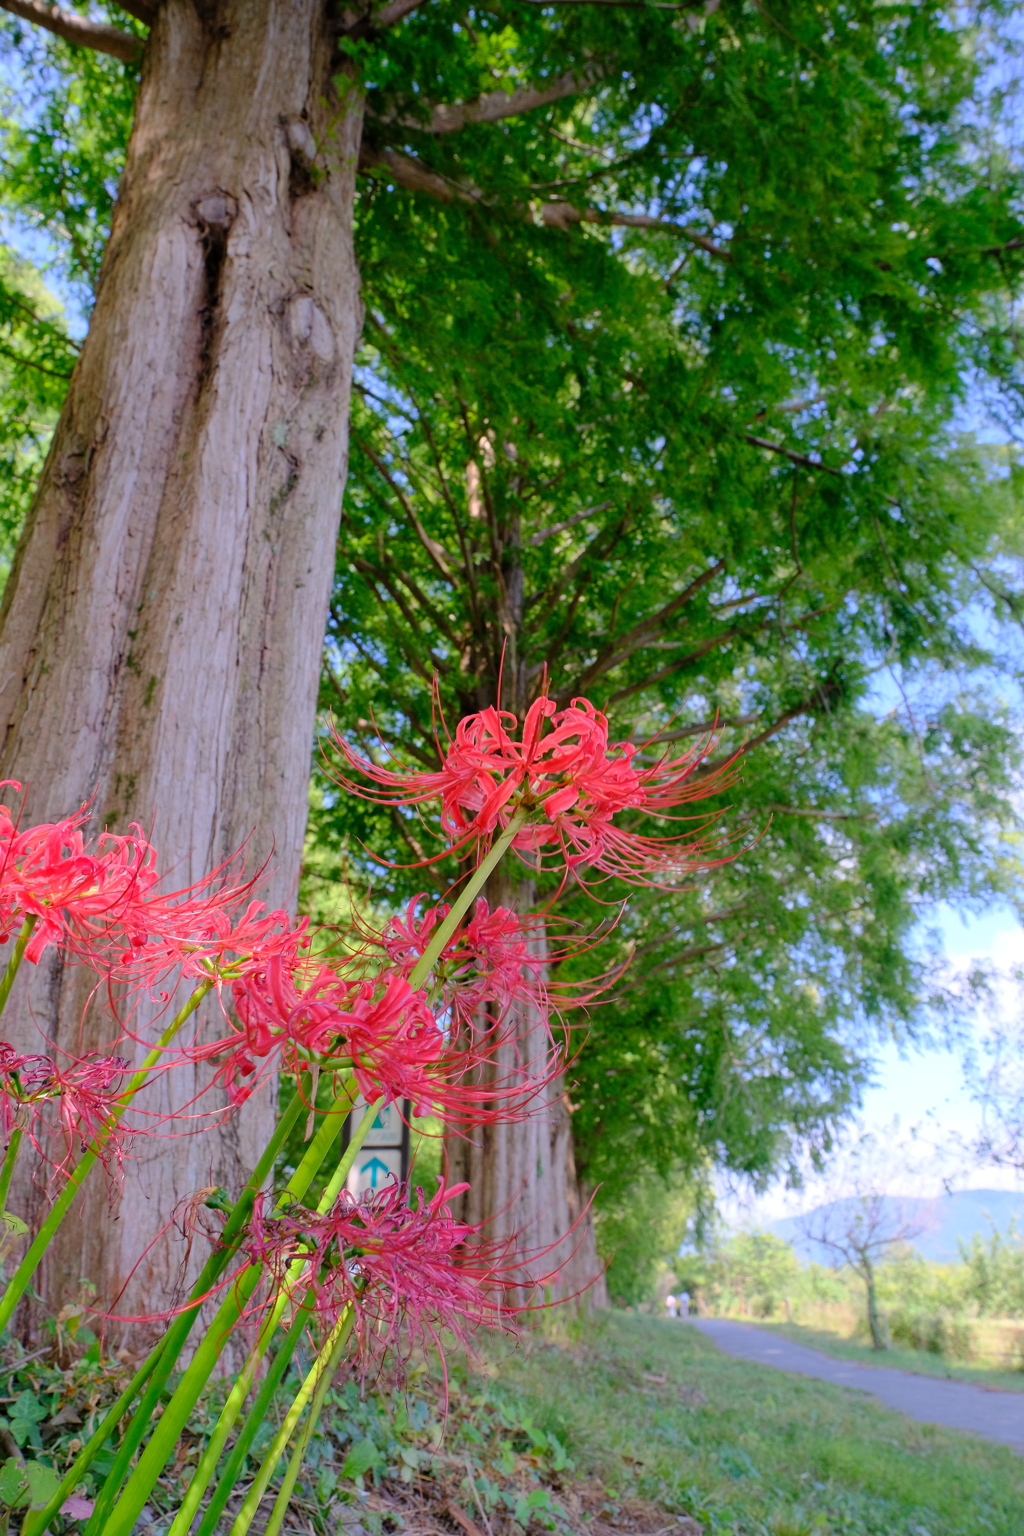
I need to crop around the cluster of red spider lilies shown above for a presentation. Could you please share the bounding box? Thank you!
[0,696,731,1536]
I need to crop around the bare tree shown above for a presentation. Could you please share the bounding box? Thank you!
[799,1139,936,1351]
[970,996,1024,1173]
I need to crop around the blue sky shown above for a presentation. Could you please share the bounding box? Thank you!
[725,902,1024,1228]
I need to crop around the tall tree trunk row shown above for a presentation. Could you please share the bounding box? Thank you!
[0,0,362,1331]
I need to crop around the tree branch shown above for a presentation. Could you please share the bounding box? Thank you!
[385,70,593,135]
[541,203,731,261]
[615,938,732,993]
[528,512,629,617]
[629,713,758,745]
[744,432,844,477]
[516,0,720,10]
[0,0,143,61]
[358,440,458,583]
[358,145,732,260]
[0,342,72,380]
[564,558,726,699]
[529,500,614,544]
[981,233,1024,256]
[765,803,876,822]
[337,0,427,40]
[605,630,734,705]
[699,679,843,774]
[351,557,452,677]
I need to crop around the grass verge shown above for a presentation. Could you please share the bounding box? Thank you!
[749,1319,1024,1392]
[2,1311,1023,1534]
[488,1311,1024,1535]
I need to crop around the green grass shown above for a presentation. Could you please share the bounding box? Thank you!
[751,1319,1024,1393]
[484,1311,1024,1535]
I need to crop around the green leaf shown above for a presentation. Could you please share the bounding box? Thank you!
[342,1439,381,1479]
[10,1393,46,1425]
[514,1489,553,1526]
[0,1458,25,1508]
[23,1461,60,1510]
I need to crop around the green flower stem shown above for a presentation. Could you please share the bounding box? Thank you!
[228,1306,354,1536]
[82,1078,315,1536]
[97,1078,369,1536]
[104,821,522,1536]
[0,980,214,1337]
[29,1069,313,1536]
[169,1290,314,1536]
[21,1341,166,1536]
[0,1128,22,1217]
[406,809,528,992]
[260,1307,356,1536]
[163,1095,383,1536]
[0,915,36,1019]
[190,1296,313,1536]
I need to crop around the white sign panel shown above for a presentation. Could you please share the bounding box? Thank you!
[360,1100,404,1148]
[345,1096,408,1198]
[346,1143,404,1198]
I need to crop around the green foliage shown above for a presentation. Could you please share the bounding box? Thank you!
[958,1217,1024,1316]
[0,1456,61,1514]
[595,1168,699,1307]
[684,1219,1024,1379]
[0,8,135,580]
[0,251,76,578]
[678,1230,802,1320]
[0,1326,137,1524]
[316,0,1024,1210]
[0,8,139,294]
[502,1312,1024,1535]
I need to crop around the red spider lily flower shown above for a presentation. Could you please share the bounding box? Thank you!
[116,898,310,985]
[339,973,444,1113]
[0,1042,55,1141]
[184,955,354,1104]
[338,968,560,1125]
[380,897,539,1018]
[374,896,624,1027]
[187,964,446,1113]
[0,1042,131,1178]
[0,795,161,962]
[36,1056,132,1178]
[244,1180,509,1373]
[329,695,736,886]
[195,955,555,1125]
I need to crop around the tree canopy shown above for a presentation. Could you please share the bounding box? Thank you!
[317,0,1024,1209]
[0,0,1023,1263]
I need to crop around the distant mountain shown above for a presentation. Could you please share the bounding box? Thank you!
[771,1189,1024,1266]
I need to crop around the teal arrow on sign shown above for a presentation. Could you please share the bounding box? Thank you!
[361,1156,390,1189]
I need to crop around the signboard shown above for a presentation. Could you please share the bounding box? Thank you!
[342,1097,410,1198]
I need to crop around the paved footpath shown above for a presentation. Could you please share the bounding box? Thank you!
[692,1318,1024,1453]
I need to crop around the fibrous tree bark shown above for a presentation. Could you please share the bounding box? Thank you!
[0,0,627,1330]
[0,0,362,1329]
[447,867,606,1309]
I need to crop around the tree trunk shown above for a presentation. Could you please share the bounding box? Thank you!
[0,0,362,1333]
[864,1265,889,1350]
[447,869,607,1309]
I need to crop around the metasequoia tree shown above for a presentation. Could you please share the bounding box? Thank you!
[310,0,1024,1284]
[0,0,1021,1315]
